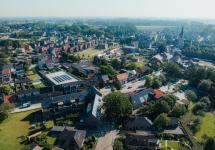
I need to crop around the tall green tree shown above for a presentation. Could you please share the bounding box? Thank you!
[104,92,132,121]
[204,138,215,150]
[154,113,170,130]
[0,85,12,95]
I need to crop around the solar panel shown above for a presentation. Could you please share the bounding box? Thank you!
[48,72,77,85]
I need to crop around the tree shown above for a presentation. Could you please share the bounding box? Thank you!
[0,103,15,123]
[145,75,153,88]
[154,113,170,130]
[114,82,122,90]
[113,138,124,150]
[204,138,215,150]
[0,58,9,70]
[0,85,12,95]
[23,63,29,71]
[161,94,177,109]
[68,54,80,63]
[100,65,117,78]
[162,61,182,79]
[198,79,212,93]
[111,59,122,70]
[126,62,137,70]
[186,90,198,101]
[152,101,171,119]
[171,104,187,117]
[104,92,132,121]
[200,97,211,107]
[152,78,162,89]
[157,43,166,53]
[192,102,207,115]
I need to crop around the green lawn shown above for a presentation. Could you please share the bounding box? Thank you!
[77,48,100,59]
[134,61,145,68]
[195,113,215,143]
[0,110,38,150]
[161,140,188,150]
[33,83,46,89]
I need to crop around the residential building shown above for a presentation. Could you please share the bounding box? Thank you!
[85,87,103,128]
[51,126,86,150]
[0,65,12,83]
[124,116,153,131]
[125,131,161,150]
[131,89,153,109]
[115,73,128,85]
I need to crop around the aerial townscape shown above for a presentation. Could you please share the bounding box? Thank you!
[0,1,215,150]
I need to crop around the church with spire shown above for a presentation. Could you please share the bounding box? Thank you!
[178,27,184,49]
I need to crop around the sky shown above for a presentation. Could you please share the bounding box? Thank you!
[0,0,215,19]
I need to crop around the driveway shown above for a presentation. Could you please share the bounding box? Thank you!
[11,103,41,113]
[95,130,119,150]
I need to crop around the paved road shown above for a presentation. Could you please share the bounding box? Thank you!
[11,103,42,113]
[95,130,119,150]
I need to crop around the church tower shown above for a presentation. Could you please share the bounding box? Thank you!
[178,27,184,49]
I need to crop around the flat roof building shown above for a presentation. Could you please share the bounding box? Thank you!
[45,71,78,85]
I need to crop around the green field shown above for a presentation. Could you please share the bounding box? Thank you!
[77,48,100,59]
[0,110,38,150]
[195,113,215,143]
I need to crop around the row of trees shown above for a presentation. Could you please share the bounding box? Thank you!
[145,74,166,89]
[184,65,215,111]
[0,103,15,123]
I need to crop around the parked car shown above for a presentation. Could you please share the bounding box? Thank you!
[20,102,31,109]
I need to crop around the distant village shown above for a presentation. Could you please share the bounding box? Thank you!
[0,19,215,150]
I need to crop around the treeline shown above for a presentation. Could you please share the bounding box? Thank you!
[183,48,215,62]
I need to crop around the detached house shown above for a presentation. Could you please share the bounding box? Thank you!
[131,89,153,109]
[51,126,86,150]
[124,116,153,131]
[116,73,128,85]
[0,64,12,83]
[125,131,161,150]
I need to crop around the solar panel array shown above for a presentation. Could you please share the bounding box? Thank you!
[53,75,73,83]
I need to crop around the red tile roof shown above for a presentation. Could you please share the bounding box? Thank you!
[116,73,128,81]
[3,95,11,103]
[2,68,11,75]
[154,89,166,99]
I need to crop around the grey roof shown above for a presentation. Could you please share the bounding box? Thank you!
[131,89,153,109]
[51,126,65,132]
[153,54,163,62]
[58,128,86,149]
[168,117,178,127]
[124,116,153,131]
[42,91,88,108]
[101,75,109,82]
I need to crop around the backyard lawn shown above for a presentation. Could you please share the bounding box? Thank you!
[0,110,39,150]
[161,140,188,150]
[77,48,100,59]
[195,113,215,143]
[134,61,145,68]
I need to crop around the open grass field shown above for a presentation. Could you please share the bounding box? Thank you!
[77,48,100,59]
[195,113,215,143]
[0,110,39,150]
